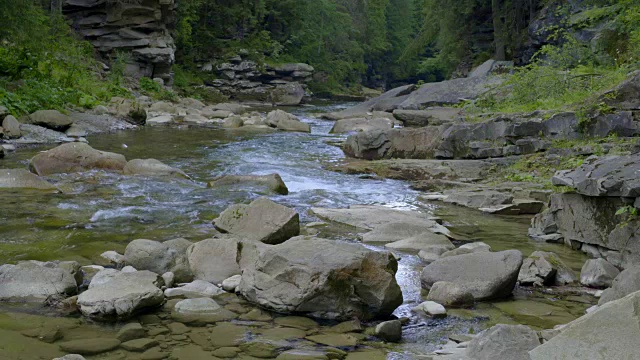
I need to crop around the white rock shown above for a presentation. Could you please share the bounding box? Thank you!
[164,280,225,299]
[100,251,125,268]
[221,275,242,292]
[121,266,137,273]
[162,272,175,288]
[413,301,447,318]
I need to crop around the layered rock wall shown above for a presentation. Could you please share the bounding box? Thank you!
[63,0,176,83]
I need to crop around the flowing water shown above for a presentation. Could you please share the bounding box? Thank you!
[0,102,594,359]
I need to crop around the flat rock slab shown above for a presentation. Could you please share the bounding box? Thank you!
[311,205,443,232]
[0,260,80,303]
[59,338,121,355]
[77,270,164,320]
[123,159,189,178]
[552,153,640,197]
[0,168,59,191]
[172,298,237,324]
[529,290,640,360]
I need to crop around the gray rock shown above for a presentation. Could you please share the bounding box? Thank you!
[413,300,447,318]
[466,324,539,360]
[0,261,80,303]
[222,115,244,128]
[53,355,86,360]
[2,115,21,138]
[468,59,514,78]
[398,76,504,109]
[529,290,640,360]
[213,103,248,114]
[441,242,491,258]
[426,281,474,308]
[186,238,245,284]
[121,265,137,273]
[222,275,242,292]
[23,110,73,131]
[393,108,461,127]
[123,159,189,178]
[237,237,403,320]
[172,297,236,324]
[0,168,58,191]
[384,233,454,253]
[601,70,640,110]
[518,251,576,286]
[124,239,192,283]
[146,115,174,126]
[359,222,450,245]
[29,143,127,176]
[329,117,393,134]
[443,190,513,209]
[599,267,640,305]
[161,272,174,288]
[529,193,640,268]
[421,250,523,301]
[65,124,88,138]
[322,84,415,120]
[214,197,300,245]
[208,173,288,195]
[552,154,640,197]
[311,205,445,233]
[77,270,164,320]
[58,339,121,356]
[116,322,146,342]
[265,110,310,132]
[164,280,225,299]
[269,82,305,106]
[580,258,620,288]
[121,338,158,352]
[374,320,402,342]
[99,251,125,268]
[88,269,120,288]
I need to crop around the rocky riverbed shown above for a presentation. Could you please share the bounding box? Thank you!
[0,101,636,360]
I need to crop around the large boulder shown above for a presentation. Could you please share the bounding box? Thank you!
[29,143,127,176]
[518,251,576,286]
[237,237,403,320]
[265,110,310,132]
[529,290,640,360]
[0,169,58,191]
[186,238,246,284]
[421,250,523,301]
[580,258,620,289]
[124,239,193,283]
[552,154,640,197]
[22,110,74,131]
[398,76,504,110]
[214,197,300,245]
[599,266,640,305]
[322,84,416,120]
[123,159,189,178]
[2,115,21,138]
[426,281,474,308]
[269,83,305,106]
[343,126,448,160]
[77,270,164,320]
[208,173,289,195]
[467,324,540,360]
[330,117,393,134]
[0,261,80,303]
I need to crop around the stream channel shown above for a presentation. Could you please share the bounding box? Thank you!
[0,102,594,359]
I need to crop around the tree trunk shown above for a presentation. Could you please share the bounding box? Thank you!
[492,0,506,61]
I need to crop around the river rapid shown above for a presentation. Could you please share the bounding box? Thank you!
[0,102,594,359]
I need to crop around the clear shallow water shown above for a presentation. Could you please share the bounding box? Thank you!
[0,103,593,359]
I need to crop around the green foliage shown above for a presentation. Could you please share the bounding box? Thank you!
[0,3,129,116]
[138,78,179,102]
[472,31,629,114]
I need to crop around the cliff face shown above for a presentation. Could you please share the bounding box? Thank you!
[63,0,176,83]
